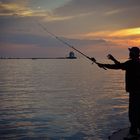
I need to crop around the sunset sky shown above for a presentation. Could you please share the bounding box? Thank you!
[0,0,140,58]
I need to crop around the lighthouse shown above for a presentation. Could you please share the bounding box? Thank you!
[67,51,77,59]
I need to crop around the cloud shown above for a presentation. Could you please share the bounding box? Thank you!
[0,30,111,58]
[84,27,140,47]
[1,0,140,31]
[0,0,50,17]
[54,0,140,16]
[85,27,140,38]
[0,1,31,16]
[52,0,140,32]
[0,32,108,47]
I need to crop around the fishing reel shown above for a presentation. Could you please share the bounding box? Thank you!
[90,57,107,70]
[90,57,96,64]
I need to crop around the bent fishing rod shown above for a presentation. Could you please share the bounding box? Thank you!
[37,22,106,70]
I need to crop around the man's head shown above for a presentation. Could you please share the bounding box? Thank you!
[129,47,140,59]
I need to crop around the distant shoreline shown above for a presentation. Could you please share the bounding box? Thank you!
[0,57,77,60]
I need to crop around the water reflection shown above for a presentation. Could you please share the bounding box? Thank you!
[0,59,129,139]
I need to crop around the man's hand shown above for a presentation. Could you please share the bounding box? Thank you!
[90,57,107,70]
[107,54,120,64]
[96,63,107,70]
[107,54,115,60]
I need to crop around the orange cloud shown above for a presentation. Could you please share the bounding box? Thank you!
[109,27,140,37]
[0,2,32,16]
[0,2,48,17]
[85,27,140,37]
[84,27,140,46]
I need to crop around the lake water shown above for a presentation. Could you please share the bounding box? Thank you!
[0,59,129,140]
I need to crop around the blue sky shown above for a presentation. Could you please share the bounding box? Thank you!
[0,0,140,58]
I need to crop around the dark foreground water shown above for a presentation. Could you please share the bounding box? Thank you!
[0,59,129,140]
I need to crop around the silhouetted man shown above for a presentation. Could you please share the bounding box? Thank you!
[97,47,140,140]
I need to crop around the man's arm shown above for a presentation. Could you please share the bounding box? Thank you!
[97,62,122,70]
[96,54,127,70]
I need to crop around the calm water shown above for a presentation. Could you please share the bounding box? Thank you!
[0,59,129,140]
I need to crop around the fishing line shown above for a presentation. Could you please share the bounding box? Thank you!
[36,21,106,70]
[37,22,94,61]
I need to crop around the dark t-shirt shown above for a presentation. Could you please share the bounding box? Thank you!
[104,58,140,92]
[122,59,140,92]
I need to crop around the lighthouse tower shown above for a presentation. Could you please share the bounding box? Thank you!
[67,51,77,59]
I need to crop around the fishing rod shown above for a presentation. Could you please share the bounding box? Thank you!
[37,22,106,69]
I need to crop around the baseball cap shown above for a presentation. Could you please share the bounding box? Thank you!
[129,47,140,55]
